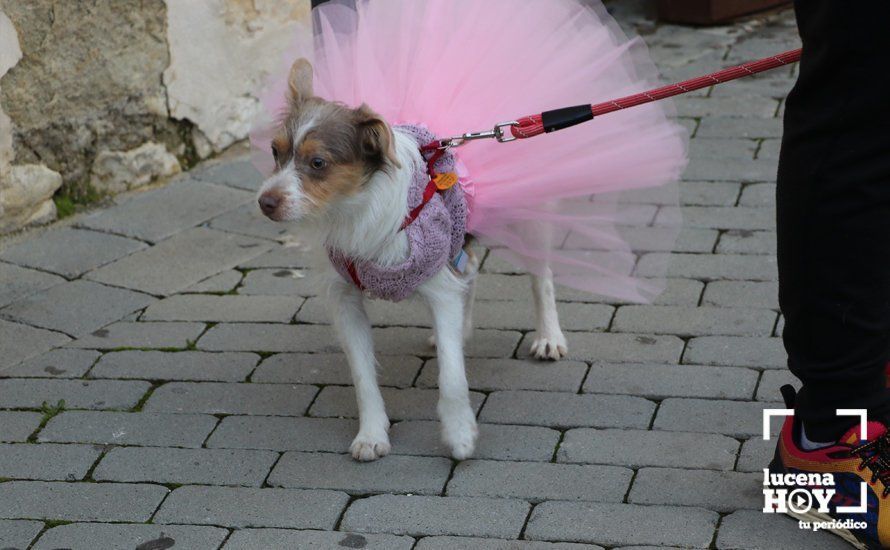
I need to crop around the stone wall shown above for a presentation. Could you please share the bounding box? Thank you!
[0,0,310,234]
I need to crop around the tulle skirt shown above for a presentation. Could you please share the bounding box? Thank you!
[253,0,688,302]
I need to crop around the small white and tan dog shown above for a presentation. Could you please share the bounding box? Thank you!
[258,59,567,461]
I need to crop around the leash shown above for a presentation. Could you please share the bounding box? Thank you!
[428,48,802,149]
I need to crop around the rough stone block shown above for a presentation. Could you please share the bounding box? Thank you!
[310,386,484,421]
[89,350,258,382]
[0,228,145,277]
[0,262,64,308]
[144,382,318,416]
[480,391,655,429]
[584,363,758,400]
[390,421,560,462]
[39,411,217,447]
[66,321,205,350]
[0,481,167,522]
[252,353,421,388]
[0,443,101,481]
[417,357,588,393]
[0,378,150,410]
[94,447,278,486]
[3,348,99,378]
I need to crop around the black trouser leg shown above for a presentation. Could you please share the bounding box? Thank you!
[778,1,890,440]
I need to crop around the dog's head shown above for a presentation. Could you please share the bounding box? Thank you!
[257,58,400,222]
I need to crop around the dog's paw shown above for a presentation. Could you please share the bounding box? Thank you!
[349,432,391,462]
[530,332,568,361]
[439,401,478,460]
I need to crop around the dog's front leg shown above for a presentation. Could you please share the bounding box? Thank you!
[328,280,391,461]
[529,268,568,360]
[421,271,478,460]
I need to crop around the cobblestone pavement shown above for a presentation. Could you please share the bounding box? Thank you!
[0,4,845,550]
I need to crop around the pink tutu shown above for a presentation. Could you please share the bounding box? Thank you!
[253,0,688,302]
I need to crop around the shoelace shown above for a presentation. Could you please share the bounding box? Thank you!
[852,432,890,497]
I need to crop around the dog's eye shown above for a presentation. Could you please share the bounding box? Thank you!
[310,157,327,170]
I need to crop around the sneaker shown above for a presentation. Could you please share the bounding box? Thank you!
[769,385,889,549]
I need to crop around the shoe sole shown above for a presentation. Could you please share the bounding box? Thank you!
[783,507,868,549]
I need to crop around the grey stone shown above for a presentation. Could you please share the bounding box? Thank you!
[612,305,775,337]
[194,159,264,191]
[391,421,560,462]
[0,228,145,277]
[310,386,484,421]
[0,443,101,481]
[237,245,313,269]
[198,323,339,353]
[688,139,757,160]
[372,327,521,358]
[341,495,530,539]
[684,336,787,368]
[476,275,702,306]
[0,481,167,522]
[3,348,99,378]
[696,117,783,139]
[681,158,777,183]
[559,428,739,470]
[184,269,243,293]
[659,206,775,231]
[39,411,217,447]
[252,353,421,388]
[562,226,719,253]
[144,382,318,416]
[654,398,783,437]
[417,357,588,392]
[89,350,258,382]
[0,519,43,550]
[448,460,632,503]
[702,281,778,308]
[480,391,655,429]
[1,280,155,337]
[210,203,299,241]
[0,378,150,410]
[86,227,271,296]
[0,319,70,370]
[33,523,229,550]
[526,502,718,547]
[557,278,705,306]
[675,96,778,118]
[206,416,357,452]
[716,510,852,550]
[222,529,415,550]
[416,538,603,550]
[679,181,743,207]
[78,179,251,243]
[737,437,775,473]
[558,332,685,364]
[584,363,758,400]
[238,268,316,296]
[94,447,278,486]
[0,412,43,443]
[268,452,452,495]
[756,369,799,402]
[717,230,776,255]
[756,141,782,161]
[0,262,64,308]
[637,253,777,281]
[66,321,205,350]
[629,468,761,512]
[153,486,349,529]
[142,294,302,322]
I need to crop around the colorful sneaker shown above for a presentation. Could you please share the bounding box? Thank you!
[769,385,889,549]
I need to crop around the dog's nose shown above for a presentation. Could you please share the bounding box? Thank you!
[258,194,280,215]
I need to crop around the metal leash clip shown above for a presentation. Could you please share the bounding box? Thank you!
[437,121,519,149]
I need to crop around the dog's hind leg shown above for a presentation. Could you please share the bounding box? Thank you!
[529,268,568,360]
[327,279,391,461]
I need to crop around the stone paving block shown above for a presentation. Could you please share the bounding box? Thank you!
[738,182,777,207]
[210,203,298,241]
[0,228,146,278]
[756,140,782,161]
[0,443,101,481]
[391,421,560,462]
[417,357,588,393]
[637,253,777,281]
[144,382,318,416]
[381,328,520,358]
[448,459,632,503]
[737,437,774,473]
[0,519,43,550]
[222,529,415,550]
[696,116,783,139]
[237,245,313,269]
[198,323,339,353]
[0,319,70,370]
[194,158,264,191]
[716,510,852,550]
[78,179,251,242]
[341,495,530,539]
[94,446,278,486]
[268,451,452,495]
[310,386,484,421]
[480,391,655,429]
[0,262,64,308]
[702,281,778,308]
[654,398,783,437]
[629,467,761,512]
[154,486,349,529]
[717,230,776,255]
[477,275,702,306]
[558,278,705,306]
[584,363,758,400]
[3,348,99,378]
[0,412,43,442]
[688,139,757,160]
[682,158,777,183]
[557,332,685,364]
[206,415,357,452]
[675,96,778,118]
[525,501,718,547]
[756,369,799,402]
[66,321,205,350]
[0,378,150,410]
[89,350,259,382]
[416,538,603,550]
[1,280,155,337]
[658,206,775,230]
[684,336,786,368]
[0,481,167,522]
[87,227,271,296]
[612,305,776,337]
[33,523,230,550]
[238,268,316,296]
[252,353,421,388]
[561,226,717,254]
[38,411,217,447]
[184,269,243,293]
[559,428,739,470]
[142,294,302,322]
[679,181,742,207]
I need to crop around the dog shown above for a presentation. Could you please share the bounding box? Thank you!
[257,58,567,461]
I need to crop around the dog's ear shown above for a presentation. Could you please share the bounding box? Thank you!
[355,104,401,170]
[287,58,314,103]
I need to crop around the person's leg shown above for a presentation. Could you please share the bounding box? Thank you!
[778,0,890,441]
